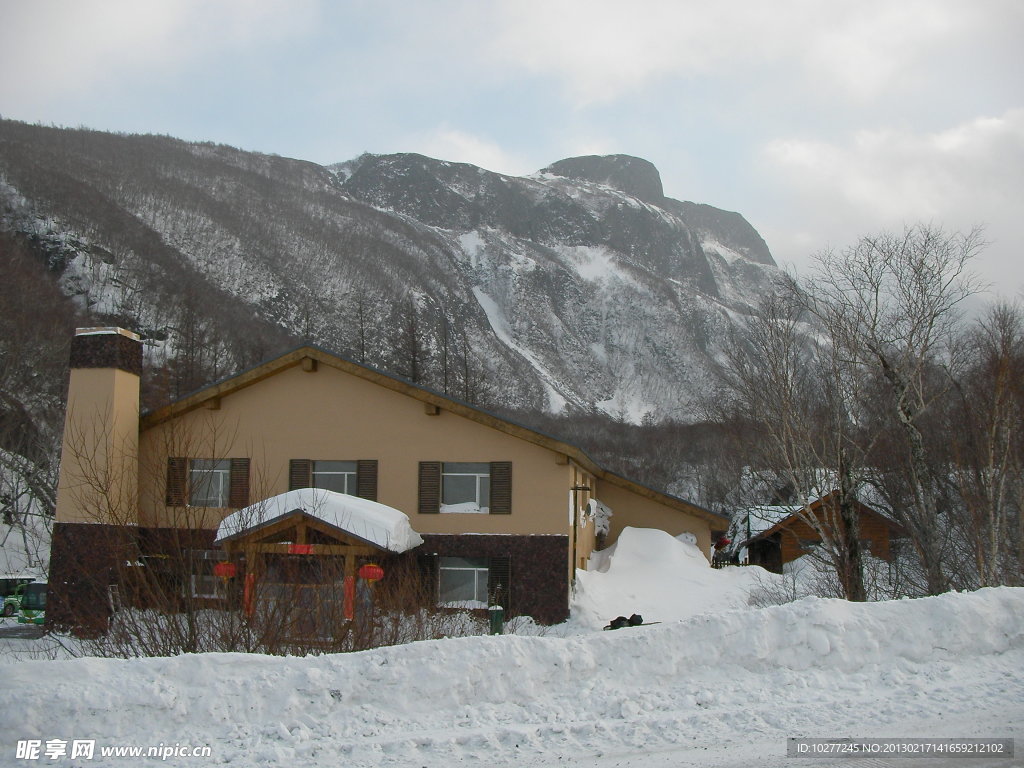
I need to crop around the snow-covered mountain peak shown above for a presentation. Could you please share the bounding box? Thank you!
[539,154,665,204]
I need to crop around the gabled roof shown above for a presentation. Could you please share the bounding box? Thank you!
[142,342,728,527]
[215,489,423,553]
[739,491,907,547]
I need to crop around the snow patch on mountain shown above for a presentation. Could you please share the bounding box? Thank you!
[558,244,630,287]
[472,287,569,412]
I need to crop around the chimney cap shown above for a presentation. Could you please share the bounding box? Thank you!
[74,327,141,341]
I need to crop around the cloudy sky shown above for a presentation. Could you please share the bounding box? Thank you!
[2,0,1021,293]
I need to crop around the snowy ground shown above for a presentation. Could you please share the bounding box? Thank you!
[3,529,1022,767]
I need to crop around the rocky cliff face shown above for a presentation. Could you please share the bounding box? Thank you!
[334,150,778,417]
[0,120,779,419]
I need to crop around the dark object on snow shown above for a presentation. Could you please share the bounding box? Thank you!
[604,613,654,630]
[605,616,631,630]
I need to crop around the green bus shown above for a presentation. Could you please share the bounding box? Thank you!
[16,582,46,625]
[1,575,38,616]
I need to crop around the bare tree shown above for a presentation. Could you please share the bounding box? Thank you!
[392,293,427,384]
[799,224,986,595]
[713,288,872,600]
[947,301,1024,586]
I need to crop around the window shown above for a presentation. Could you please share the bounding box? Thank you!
[442,462,490,513]
[437,556,510,610]
[167,458,250,508]
[438,557,490,607]
[288,459,378,500]
[418,461,511,514]
[189,459,230,507]
[188,551,226,599]
[191,569,221,600]
[312,461,357,494]
[20,583,46,611]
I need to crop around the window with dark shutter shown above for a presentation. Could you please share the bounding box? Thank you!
[489,461,512,514]
[356,460,378,501]
[166,458,187,506]
[289,459,311,491]
[228,458,250,508]
[418,461,441,514]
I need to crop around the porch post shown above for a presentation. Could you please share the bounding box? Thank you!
[343,554,356,620]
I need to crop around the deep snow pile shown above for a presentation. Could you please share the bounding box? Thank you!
[5,589,1023,767]
[3,529,1022,767]
[571,527,766,629]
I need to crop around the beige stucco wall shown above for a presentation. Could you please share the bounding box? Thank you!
[568,464,597,580]
[596,480,715,561]
[55,367,140,525]
[130,356,719,571]
[138,362,578,535]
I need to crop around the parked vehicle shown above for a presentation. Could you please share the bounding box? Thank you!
[1,575,37,617]
[15,582,46,625]
[1,575,37,597]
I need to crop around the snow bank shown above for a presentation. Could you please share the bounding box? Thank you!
[215,489,423,553]
[5,588,1023,766]
[572,526,766,629]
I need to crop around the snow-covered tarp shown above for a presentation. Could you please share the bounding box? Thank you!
[214,489,423,553]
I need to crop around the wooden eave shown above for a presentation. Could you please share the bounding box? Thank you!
[217,508,390,552]
[141,344,728,529]
[743,493,905,545]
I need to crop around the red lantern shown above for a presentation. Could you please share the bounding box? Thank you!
[715,537,732,550]
[359,563,385,582]
[288,543,314,555]
[213,562,237,579]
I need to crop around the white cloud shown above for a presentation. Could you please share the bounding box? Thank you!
[414,127,532,176]
[0,0,317,110]
[760,109,1024,291]
[486,0,997,107]
[490,0,782,105]
[798,1,962,101]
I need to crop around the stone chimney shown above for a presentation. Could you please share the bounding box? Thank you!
[54,328,143,525]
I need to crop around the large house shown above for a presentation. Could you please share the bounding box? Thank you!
[50,328,728,630]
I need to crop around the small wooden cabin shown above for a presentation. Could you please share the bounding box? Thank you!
[742,493,906,573]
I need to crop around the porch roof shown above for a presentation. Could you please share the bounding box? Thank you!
[214,489,423,553]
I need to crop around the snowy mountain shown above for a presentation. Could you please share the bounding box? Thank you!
[0,120,780,419]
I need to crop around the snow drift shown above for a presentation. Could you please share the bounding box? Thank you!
[572,526,767,629]
[4,527,1022,766]
[5,588,1023,766]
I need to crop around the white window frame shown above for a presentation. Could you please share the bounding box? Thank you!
[188,459,230,507]
[312,460,357,495]
[190,572,222,600]
[188,552,226,599]
[441,462,490,513]
[438,556,489,608]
